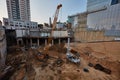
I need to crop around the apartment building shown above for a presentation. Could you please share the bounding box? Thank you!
[6,0,30,21]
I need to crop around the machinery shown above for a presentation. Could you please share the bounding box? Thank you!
[45,4,62,50]
[48,4,62,44]
[52,4,62,30]
[66,37,80,64]
[37,4,62,61]
[36,51,49,61]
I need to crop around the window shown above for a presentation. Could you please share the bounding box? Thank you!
[111,0,118,5]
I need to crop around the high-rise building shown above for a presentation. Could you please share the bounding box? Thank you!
[6,0,30,21]
[87,0,120,12]
[87,0,111,12]
[87,0,120,30]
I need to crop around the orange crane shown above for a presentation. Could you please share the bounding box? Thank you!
[52,4,62,30]
[37,4,62,60]
[48,4,62,44]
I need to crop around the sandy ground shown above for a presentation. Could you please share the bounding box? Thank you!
[70,41,120,60]
[2,41,120,80]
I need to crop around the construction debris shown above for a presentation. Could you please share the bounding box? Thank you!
[35,51,49,62]
[88,62,94,67]
[70,49,80,57]
[0,66,14,80]
[52,58,63,67]
[83,68,89,72]
[1,41,120,80]
[94,64,111,74]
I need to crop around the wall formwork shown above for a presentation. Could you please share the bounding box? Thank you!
[0,27,7,69]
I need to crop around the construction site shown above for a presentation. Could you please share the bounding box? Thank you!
[0,0,120,80]
[0,41,120,80]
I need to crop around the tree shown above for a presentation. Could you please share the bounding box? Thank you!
[38,24,43,29]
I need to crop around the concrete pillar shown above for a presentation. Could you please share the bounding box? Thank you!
[37,38,39,46]
[52,39,54,45]
[30,38,32,47]
[17,39,23,46]
[0,52,5,68]
[17,40,19,46]
[21,40,23,45]
[67,37,70,52]
[45,39,47,45]
[59,38,61,44]
[26,39,28,45]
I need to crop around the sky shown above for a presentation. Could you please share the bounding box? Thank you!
[0,0,87,24]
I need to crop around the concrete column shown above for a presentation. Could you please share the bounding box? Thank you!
[52,39,54,45]
[37,38,39,46]
[26,39,28,45]
[30,38,32,47]
[17,39,23,46]
[45,39,47,45]
[59,38,61,44]
[21,40,23,45]
[17,40,19,46]
[67,37,70,52]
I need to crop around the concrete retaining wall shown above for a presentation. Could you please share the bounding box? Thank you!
[0,27,7,69]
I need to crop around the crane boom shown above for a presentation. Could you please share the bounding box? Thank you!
[48,4,62,44]
[44,4,62,51]
[52,4,62,30]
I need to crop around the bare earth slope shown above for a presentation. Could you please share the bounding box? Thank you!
[2,41,120,80]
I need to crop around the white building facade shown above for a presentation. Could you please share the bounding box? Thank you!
[3,18,38,29]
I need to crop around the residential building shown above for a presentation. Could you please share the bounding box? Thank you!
[6,0,30,21]
[3,18,38,29]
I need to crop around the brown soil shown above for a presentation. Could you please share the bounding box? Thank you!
[1,41,120,80]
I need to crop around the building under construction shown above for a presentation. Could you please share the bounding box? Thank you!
[0,1,120,80]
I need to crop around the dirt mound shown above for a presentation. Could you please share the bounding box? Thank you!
[81,47,93,56]
[10,67,25,80]
[6,52,25,68]
[71,41,120,79]
[94,64,111,74]
[49,43,67,53]
[3,41,120,80]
